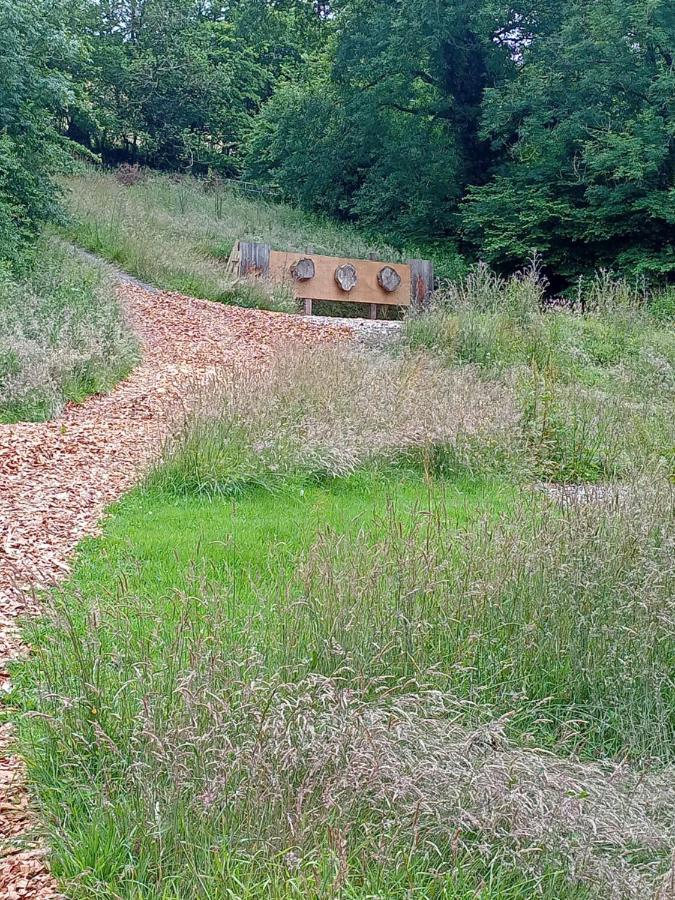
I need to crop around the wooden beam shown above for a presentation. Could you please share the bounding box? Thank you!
[409,259,434,310]
[225,242,240,275]
[239,242,271,278]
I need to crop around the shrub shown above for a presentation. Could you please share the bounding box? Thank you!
[648,286,675,323]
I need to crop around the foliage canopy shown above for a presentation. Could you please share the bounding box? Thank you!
[0,0,673,283]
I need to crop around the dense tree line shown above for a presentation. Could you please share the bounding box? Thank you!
[1,0,673,284]
[0,0,80,267]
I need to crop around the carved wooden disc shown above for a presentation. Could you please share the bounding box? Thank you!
[377,266,402,293]
[335,263,358,292]
[291,257,316,282]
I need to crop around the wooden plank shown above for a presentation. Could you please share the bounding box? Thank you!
[409,259,434,310]
[226,242,239,275]
[239,242,271,277]
[269,251,411,307]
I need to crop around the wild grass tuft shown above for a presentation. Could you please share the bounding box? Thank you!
[405,265,675,482]
[150,346,521,497]
[0,239,138,422]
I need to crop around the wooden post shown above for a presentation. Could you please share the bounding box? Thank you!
[369,303,378,320]
[409,259,434,311]
[238,242,271,278]
[226,242,240,275]
[304,298,313,316]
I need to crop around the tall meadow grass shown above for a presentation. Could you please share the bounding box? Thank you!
[405,263,675,482]
[8,187,675,896]
[0,239,138,422]
[15,337,675,898]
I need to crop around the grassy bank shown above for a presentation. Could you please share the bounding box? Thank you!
[59,168,465,313]
[405,264,675,483]
[14,343,675,898]
[0,240,138,423]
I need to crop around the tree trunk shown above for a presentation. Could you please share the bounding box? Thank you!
[291,258,316,282]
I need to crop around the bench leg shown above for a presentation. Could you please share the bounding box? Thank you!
[304,298,313,316]
[369,303,378,320]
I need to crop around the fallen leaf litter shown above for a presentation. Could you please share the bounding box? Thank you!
[0,282,351,898]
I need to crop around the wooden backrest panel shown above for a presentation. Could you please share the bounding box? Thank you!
[269,250,411,307]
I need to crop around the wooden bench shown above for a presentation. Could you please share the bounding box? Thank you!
[227,242,433,318]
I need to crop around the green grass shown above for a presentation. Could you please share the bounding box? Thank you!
[0,239,138,422]
[405,264,675,482]
[59,168,465,314]
[14,461,675,898]
[17,472,569,899]
[60,470,505,612]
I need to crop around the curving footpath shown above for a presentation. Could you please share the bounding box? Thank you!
[0,281,352,899]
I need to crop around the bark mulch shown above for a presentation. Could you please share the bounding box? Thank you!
[0,283,350,898]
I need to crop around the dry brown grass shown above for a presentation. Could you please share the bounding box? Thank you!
[154,345,521,494]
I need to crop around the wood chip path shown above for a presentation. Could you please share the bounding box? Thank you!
[0,282,352,898]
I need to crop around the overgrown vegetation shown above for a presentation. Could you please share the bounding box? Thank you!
[15,344,675,898]
[0,0,79,269]
[0,241,137,423]
[59,169,426,311]
[150,348,518,496]
[0,2,137,419]
[406,263,675,483]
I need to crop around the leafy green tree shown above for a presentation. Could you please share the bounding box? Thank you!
[67,0,326,172]
[247,0,514,237]
[0,0,80,267]
[464,0,675,282]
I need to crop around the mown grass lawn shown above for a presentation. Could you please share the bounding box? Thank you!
[65,471,507,613]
